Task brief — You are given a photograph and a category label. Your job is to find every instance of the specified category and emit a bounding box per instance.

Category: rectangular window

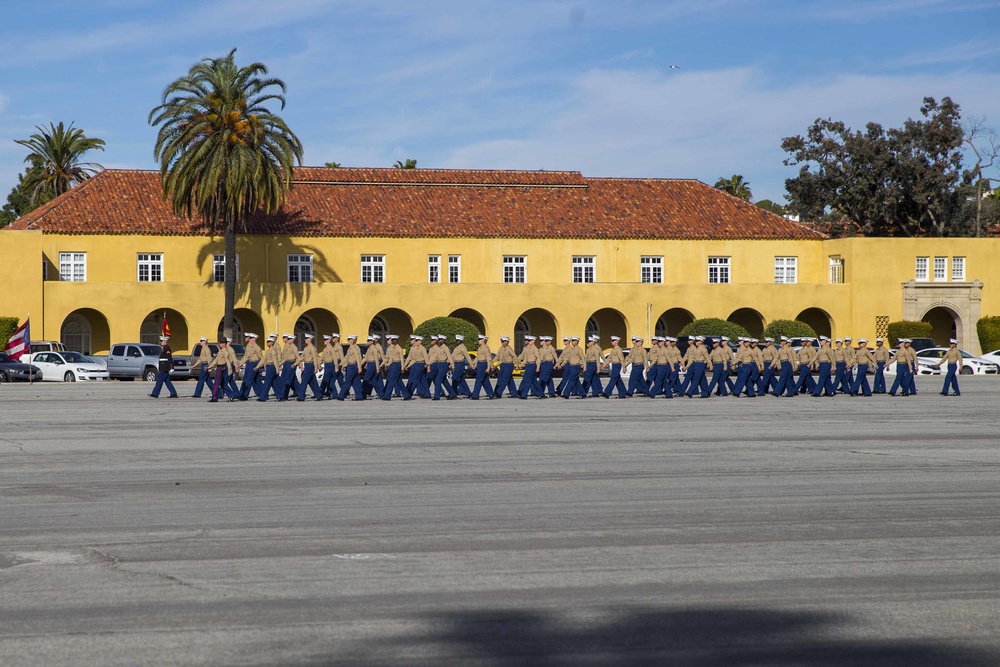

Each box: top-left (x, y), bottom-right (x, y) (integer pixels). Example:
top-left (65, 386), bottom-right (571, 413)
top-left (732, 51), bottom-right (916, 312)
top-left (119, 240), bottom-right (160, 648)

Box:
top-left (361, 254), bottom-right (385, 283)
top-left (952, 256), bottom-right (965, 281)
top-left (427, 255), bottom-right (440, 283)
top-left (212, 253), bottom-right (239, 283)
top-left (572, 256), bottom-right (595, 283)
top-left (707, 256), bottom-right (730, 284)
top-left (640, 256), bottom-right (663, 284)
top-left (503, 255), bottom-right (526, 283)
top-left (137, 253), bottom-right (163, 282)
top-left (915, 257), bottom-right (929, 282)
top-left (774, 256), bottom-right (797, 284)
top-left (933, 256), bottom-right (947, 281)
top-left (59, 252), bottom-right (86, 282)
top-left (829, 256), bottom-right (844, 284)
top-left (287, 254), bottom-right (313, 283)
top-left (42, 258), bottom-right (48, 281)
top-left (448, 255), bottom-right (461, 283)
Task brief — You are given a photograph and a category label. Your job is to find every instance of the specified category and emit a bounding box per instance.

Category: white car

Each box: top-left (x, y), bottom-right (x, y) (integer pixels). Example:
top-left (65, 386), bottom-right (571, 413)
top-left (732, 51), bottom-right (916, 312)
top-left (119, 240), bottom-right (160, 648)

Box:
top-left (914, 348), bottom-right (999, 375)
top-left (882, 349), bottom-right (941, 376)
top-left (979, 349), bottom-right (1000, 367)
top-left (28, 351), bottom-right (109, 382)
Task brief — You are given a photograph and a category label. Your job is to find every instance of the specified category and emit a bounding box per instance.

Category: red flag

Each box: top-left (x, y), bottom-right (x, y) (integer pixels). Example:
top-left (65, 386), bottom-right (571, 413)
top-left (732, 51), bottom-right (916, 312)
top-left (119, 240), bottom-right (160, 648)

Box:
top-left (4, 319), bottom-right (30, 361)
top-left (162, 312), bottom-right (171, 337)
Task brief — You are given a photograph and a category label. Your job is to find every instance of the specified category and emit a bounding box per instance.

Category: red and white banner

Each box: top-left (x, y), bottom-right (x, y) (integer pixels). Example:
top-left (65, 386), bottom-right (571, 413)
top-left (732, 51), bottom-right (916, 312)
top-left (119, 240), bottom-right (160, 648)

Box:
top-left (4, 319), bottom-right (29, 361)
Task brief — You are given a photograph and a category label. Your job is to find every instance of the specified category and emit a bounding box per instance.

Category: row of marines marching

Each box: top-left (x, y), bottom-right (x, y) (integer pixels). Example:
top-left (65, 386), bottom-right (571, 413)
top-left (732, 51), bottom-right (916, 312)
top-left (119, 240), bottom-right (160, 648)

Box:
top-left (152, 328), bottom-right (964, 402)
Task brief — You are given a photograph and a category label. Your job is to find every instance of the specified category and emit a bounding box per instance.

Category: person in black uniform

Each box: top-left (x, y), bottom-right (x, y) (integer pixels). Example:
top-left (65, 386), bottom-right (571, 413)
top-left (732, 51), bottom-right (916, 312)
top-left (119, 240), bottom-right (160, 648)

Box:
top-left (149, 335), bottom-right (178, 398)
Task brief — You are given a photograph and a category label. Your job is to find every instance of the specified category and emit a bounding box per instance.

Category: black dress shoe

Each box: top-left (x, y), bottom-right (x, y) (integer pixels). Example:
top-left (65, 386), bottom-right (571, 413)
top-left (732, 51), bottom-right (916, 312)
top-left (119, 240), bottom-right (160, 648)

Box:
top-left (148, 394), bottom-right (156, 398)
top-left (208, 399), bottom-right (218, 403)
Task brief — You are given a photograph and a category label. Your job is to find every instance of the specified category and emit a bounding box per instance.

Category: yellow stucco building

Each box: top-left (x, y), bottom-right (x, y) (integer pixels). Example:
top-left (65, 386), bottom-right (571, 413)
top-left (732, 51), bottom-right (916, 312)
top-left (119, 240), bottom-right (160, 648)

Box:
top-left (1, 167), bottom-right (995, 355)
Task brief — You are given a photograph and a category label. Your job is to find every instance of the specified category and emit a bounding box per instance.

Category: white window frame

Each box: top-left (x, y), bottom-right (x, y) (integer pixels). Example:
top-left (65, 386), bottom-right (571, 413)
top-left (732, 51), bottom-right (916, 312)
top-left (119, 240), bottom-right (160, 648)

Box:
top-left (707, 256), bottom-right (730, 284)
top-left (287, 254), bottom-right (314, 283)
top-left (933, 256), bottom-right (947, 281)
top-left (212, 253), bottom-right (240, 283)
top-left (915, 257), bottom-right (929, 282)
top-left (503, 255), bottom-right (526, 284)
top-left (774, 256), bottom-right (797, 284)
top-left (952, 256), bottom-right (965, 281)
top-left (572, 256), bottom-right (596, 284)
top-left (448, 255), bottom-right (461, 283)
top-left (829, 256), bottom-right (844, 284)
top-left (640, 256), bottom-right (663, 284)
top-left (361, 254), bottom-right (385, 283)
top-left (137, 253), bottom-right (164, 283)
top-left (428, 255), bottom-right (441, 284)
top-left (59, 252), bottom-right (87, 282)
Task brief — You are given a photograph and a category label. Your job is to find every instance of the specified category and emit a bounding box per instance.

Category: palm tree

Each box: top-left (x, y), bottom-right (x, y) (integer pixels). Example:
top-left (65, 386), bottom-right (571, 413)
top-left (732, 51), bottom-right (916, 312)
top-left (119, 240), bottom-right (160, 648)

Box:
top-left (148, 49), bottom-right (303, 340)
top-left (393, 158), bottom-right (417, 169)
top-left (324, 161), bottom-right (342, 168)
top-left (714, 174), bottom-right (752, 202)
top-left (15, 122), bottom-right (105, 204)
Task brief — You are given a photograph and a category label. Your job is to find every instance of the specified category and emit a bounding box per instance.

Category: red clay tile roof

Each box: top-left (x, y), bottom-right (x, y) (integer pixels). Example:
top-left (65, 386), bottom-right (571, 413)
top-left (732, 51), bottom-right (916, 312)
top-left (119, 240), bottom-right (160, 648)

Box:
top-left (6, 168), bottom-right (823, 240)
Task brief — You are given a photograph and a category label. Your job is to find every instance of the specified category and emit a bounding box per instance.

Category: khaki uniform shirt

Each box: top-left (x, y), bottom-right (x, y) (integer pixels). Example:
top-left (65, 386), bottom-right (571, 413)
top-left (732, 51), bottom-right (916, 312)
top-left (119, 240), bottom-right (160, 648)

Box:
top-left (476, 343), bottom-right (492, 366)
top-left (538, 345), bottom-right (558, 363)
top-left (776, 346), bottom-right (796, 364)
top-left (607, 347), bottom-right (626, 365)
top-left (193, 344), bottom-right (212, 366)
top-left (628, 345), bottom-right (647, 368)
top-left (320, 343), bottom-right (337, 364)
top-left (299, 342), bottom-right (319, 367)
top-left (816, 346), bottom-right (836, 364)
top-left (207, 346), bottom-right (234, 373)
top-left (710, 346), bottom-right (730, 365)
top-left (872, 346), bottom-right (891, 364)
top-left (687, 345), bottom-right (711, 364)
top-left (281, 342), bottom-right (299, 364)
top-left (363, 344), bottom-right (380, 367)
top-left (403, 343), bottom-right (427, 370)
top-left (344, 342), bottom-right (363, 367)
top-left (241, 341), bottom-right (263, 365)
top-left (518, 345), bottom-right (540, 366)
top-left (940, 347), bottom-right (963, 368)
top-left (797, 346), bottom-right (815, 366)
top-left (760, 345), bottom-right (779, 363)
top-left (561, 345), bottom-right (585, 366)
top-left (666, 346), bottom-right (682, 366)
top-left (855, 347), bottom-right (876, 367)
top-left (263, 345), bottom-right (279, 369)
top-left (585, 345), bottom-right (603, 363)
top-left (452, 343), bottom-right (474, 366)
top-left (385, 343), bottom-right (404, 365)
top-left (495, 345), bottom-right (517, 364)
top-left (750, 346), bottom-right (765, 370)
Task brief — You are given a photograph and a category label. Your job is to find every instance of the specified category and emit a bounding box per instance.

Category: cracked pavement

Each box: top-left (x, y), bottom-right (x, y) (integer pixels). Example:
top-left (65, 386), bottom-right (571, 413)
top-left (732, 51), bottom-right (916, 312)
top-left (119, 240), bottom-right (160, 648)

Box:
top-left (1, 379), bottom-right (999, 665)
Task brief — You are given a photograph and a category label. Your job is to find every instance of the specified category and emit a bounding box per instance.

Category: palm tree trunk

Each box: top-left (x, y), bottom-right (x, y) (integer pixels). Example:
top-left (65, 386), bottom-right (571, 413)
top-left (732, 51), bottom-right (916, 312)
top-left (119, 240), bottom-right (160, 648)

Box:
top-left (223, 220), bottom-right (237, 340)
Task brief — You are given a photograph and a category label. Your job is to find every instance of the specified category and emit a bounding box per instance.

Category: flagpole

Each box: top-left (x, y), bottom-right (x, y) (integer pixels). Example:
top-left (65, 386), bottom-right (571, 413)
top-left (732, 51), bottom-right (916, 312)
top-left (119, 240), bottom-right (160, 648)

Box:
top-left (27, 313), bottom-right (32, 386)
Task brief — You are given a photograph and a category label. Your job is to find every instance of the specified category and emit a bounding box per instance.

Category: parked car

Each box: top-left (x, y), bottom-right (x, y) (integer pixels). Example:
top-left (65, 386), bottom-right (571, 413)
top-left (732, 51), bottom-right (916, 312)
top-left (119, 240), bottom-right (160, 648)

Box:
top-left (27, 351), bottom-right (109, 382)
top-left (107, 343), bottom-right (170, 381)
top-left (907, 337), bottom-right (937, 352)
top-left (978, 348), bottom-right (1000, 367)
top-left (0, 353), bottom-right (43, 382)
top-left (29, 340), bottom-right (67, 355)
top-left (914, 348), bottom-right (999, 375)
top-left (187, 342), bottom-right (246, 380)
top-left (882, 349), bottom-right (941, 376)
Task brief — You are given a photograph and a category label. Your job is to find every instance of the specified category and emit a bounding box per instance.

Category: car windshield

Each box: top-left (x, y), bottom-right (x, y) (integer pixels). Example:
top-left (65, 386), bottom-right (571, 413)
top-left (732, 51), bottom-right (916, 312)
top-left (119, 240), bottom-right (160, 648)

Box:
top-left (139, 345), bottom-right (161, 356)
top-left (960, 351), bottom-right (976, 359)
top-left (61, 352), bottom-right (90, 363)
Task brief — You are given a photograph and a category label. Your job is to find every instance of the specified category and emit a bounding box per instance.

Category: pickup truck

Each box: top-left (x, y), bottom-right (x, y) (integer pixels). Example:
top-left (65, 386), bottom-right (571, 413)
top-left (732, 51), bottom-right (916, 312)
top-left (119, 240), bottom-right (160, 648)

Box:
top-left (106, 342), bottom-right (190, 381)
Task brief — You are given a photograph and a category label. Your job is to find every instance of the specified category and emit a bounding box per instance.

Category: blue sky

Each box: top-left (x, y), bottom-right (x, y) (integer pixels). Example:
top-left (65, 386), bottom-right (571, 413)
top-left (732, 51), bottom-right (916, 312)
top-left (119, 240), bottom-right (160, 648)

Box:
top-left (2, 0), bottom-right (999, 205)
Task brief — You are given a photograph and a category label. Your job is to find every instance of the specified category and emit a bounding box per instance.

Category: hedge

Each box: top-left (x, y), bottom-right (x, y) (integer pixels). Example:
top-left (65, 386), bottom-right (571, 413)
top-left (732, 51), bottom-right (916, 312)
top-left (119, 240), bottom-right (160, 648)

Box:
top-left (0, 316), bottom-right (19, 349)
top-left (678, 318), bottom-right (750, 340)
top-left (976, 316), bottom-right (1000, 353)
top-left (411, 316), bottom-right (481, 352)
top-left (762, 319), bottom-right (816, 340)
top-left (887, 320), bottom-right (932, 347)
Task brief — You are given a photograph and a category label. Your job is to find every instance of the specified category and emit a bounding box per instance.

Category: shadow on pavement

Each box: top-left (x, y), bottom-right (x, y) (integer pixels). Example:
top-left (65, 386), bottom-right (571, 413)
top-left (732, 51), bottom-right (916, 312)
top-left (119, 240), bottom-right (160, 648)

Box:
top-left (326, 607), bottom-right (995, 666)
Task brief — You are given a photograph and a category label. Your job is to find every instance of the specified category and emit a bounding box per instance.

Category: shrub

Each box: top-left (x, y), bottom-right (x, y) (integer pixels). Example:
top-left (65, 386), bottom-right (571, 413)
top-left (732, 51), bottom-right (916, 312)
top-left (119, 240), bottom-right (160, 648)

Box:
top-left (412, 316), bottom-right (481, 351)
top-left (976, 316), bottom-right (1000, 353)
top-left (763, 319), bottom-right (816, 340)
top-left (678, 318), bottom-right (750, 340)
top-left (887, 320), bottom-right (932, 347)
top-left (0, 316), bottom-right (19, 349)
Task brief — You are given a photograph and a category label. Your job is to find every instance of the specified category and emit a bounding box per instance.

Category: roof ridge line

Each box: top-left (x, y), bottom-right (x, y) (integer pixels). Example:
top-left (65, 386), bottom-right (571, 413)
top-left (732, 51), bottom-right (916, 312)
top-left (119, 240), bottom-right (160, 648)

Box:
top-left (291, 180), bottom-right (588, 189)
top-left (20, 169), bottom-right (106, 229)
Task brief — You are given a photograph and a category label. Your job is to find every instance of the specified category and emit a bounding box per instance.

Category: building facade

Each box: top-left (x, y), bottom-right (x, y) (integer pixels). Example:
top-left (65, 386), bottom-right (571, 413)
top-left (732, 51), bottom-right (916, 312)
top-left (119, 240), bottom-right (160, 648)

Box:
top-left (2, 168), bottom-right (994, 355)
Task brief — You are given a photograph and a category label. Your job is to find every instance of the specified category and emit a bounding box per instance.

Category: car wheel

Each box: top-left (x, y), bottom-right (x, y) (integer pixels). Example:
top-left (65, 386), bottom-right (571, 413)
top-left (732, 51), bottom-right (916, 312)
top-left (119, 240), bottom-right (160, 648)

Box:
top-left (0, 371), bottom-right (8, 383)
top-left (960, 366), bottom-right (974, 375)
top-left (144, 367), bottom-right (158, 382)
top-left (64, 370), bottom-right (76, 382)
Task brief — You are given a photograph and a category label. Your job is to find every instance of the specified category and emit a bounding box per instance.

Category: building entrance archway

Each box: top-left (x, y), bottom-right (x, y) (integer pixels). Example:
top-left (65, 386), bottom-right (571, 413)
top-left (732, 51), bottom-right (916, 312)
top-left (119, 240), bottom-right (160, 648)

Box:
top-left (728, 308), bottom-right (765, 338)
top-left (922, 306), bottom-right (961, 347)
top-left (61, 308), bottom-right (111, 355)
top-left (796, 308), bottom-right (833, 339)
top-left (655, 308), bottom-right (695, 338)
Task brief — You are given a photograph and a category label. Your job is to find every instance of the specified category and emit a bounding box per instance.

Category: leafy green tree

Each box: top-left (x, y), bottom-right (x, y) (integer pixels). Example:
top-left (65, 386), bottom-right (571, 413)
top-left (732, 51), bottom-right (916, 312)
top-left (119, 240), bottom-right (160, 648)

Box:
top-left (148, 49), bottom-right (303, 339)
top-left (976, 316), bottom-right (1000, 353)
top-left (678, 318), bottom-right (750, 339)
top-left (714, 174), bottom-right (752, 201)
top-left (887, 320), bottom-right (933, 347)
top-left (324, 161), bottom-right (342, 168)
top-left (782, 97), bottom-right (969, 237)
top-left (14, 122), bottom-right (104, 205)
top-left (763, 319), bottom-right (816, 339)
top-left (755, 199), bottom-right (786, 216)
top-left (393, 159), bottom-right (417, 169)
top-left (0, 316), bottom-right (19, 348)
top-left (412, 317), bottom-right (480, 352)
top-left (0, 162), bottom-right (54, 227)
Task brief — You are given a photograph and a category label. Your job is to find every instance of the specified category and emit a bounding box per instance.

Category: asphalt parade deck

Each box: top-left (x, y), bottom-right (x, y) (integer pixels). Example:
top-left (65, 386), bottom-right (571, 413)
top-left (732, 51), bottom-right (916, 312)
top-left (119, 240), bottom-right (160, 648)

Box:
top-left (1, 377), bottom-right (998, 665)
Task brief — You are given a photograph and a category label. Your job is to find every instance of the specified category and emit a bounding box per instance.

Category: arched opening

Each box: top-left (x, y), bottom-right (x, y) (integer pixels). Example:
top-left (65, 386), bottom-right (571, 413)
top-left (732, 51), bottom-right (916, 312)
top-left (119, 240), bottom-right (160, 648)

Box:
top-left (514, 308), bottom-right (557, 354)
top-left (587, 308), bottom-right (628, 348)
top-left (449, 308), bottom-right (487, 335)
top-left (370, 308), bottom-right (413, 342)
top-left (655, 308), bottom-right (695, 338)
top-left (140, 309), bottom-right (189, 351)
top-left (296, 308), bottom-right (340, 346)
top-left (728, 308), bottom-right (765, 338)
top-left (922, 306), bottom-right (962, 347)
top-left (217, 309), bottom-right (265, 344)
top-left (795, 308), bottom-right (833, 339)
top-left (61, 308), bottom-right (111, 355)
